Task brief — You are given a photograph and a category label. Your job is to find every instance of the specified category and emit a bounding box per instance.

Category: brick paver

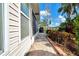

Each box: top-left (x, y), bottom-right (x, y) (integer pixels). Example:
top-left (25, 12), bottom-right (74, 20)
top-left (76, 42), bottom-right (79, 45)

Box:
top-left (26, 33), bottom-right (58, 56)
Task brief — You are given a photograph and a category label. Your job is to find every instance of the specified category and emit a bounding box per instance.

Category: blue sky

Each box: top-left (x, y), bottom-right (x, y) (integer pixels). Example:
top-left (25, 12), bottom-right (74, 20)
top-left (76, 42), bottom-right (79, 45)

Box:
top-left (39, 3), bottom-right (66, 27)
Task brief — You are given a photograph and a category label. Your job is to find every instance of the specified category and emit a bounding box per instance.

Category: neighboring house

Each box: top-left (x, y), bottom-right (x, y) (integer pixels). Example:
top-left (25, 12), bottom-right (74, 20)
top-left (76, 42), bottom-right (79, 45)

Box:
top-left (0, 3), bottom-right (39, 56)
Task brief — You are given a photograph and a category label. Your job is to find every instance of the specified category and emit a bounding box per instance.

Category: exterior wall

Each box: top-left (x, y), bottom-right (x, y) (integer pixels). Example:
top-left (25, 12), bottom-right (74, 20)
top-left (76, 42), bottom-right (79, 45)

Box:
top-left (29, 4), bottom-right (39, 45)
top-left (8, 3), bottom-right (20, 55)
top-left (1, 3), bottom-right (34, 56)
top-left (32, 11), bottom-right (38, 36)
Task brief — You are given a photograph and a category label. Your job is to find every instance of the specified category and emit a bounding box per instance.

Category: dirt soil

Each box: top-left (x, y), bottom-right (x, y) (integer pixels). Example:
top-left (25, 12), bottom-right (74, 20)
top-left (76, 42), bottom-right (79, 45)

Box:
top-left (54, 42), bottom-right (75, 56)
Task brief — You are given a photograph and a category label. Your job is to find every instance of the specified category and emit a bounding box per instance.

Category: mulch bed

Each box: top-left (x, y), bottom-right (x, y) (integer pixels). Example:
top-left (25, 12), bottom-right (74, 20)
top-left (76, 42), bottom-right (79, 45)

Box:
top-left (55, 42), bottom-right (75, 56)
top-left (47, 37), bottom-right (75, 56)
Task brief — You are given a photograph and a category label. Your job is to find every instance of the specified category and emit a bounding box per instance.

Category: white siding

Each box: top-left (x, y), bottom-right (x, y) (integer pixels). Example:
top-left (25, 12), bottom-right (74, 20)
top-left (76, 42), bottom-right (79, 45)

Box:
top-left (8, 3), bottom-right (20, 56)
top-left (1, 3), bottom-right (34, 56)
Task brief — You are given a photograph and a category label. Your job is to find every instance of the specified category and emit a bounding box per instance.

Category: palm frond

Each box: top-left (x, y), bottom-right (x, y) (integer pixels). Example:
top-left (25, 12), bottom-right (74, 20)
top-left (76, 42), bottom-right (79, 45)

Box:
top-left (58, 7), bottom-right (63, 13)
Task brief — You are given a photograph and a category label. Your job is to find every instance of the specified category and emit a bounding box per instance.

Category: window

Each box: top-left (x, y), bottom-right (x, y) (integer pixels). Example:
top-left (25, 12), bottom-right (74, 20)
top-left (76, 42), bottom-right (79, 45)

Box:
top-left (21, 14), bottom-right (29, 39)
top-left (0, 3), bottom-right (4, 54)
top-left (21, 3), bottom-right (29, 40)
top-left (21, 3), bottom-right (29, 16)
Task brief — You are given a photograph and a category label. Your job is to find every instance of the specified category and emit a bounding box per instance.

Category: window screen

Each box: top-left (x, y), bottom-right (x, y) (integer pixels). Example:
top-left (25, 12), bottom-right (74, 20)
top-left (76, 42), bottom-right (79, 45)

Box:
top-left (21, 13), bottom-right (29, 39)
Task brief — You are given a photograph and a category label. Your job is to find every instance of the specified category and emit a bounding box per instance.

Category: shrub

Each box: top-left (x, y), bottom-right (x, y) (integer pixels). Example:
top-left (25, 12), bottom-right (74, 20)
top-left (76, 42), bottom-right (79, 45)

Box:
top-left (47, 31), bottom-right (76, 47)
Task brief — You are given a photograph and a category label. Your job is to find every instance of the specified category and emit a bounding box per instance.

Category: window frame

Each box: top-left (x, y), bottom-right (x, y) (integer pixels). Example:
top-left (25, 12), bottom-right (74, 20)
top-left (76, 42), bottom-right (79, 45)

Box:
top-left (0, 3), bottom-right (4, 54)
top-left (0, 3), bottom-right (9, 55)
top-left (20, 3), bottom-right (30, 40)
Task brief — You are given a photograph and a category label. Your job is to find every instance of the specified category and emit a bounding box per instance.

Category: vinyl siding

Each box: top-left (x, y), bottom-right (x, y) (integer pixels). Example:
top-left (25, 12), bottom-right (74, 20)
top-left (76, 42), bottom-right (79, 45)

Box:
top-left (8, 3), bottom-right (20, 56)
top-left (1, 3), bottom-right (34, 56)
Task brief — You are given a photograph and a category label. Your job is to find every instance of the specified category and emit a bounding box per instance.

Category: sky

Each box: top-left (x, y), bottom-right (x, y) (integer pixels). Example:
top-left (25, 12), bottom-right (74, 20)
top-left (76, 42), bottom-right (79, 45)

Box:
top-left (39, 3), bottom-right (66, 27)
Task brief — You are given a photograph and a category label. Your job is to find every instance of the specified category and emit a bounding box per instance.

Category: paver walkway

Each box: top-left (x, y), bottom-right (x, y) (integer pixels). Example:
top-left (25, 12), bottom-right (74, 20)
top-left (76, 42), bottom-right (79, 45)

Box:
top-left (26, 33), bottom-right (58, 56)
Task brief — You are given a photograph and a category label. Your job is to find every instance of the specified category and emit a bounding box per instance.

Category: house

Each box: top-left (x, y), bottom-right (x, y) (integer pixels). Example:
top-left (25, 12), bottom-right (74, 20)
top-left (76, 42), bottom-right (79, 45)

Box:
top-left (0, 3), bottom-right (40, 56)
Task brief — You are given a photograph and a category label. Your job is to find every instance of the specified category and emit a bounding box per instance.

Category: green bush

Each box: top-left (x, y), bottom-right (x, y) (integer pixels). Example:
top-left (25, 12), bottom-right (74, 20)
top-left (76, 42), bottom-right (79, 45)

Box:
top-left (47, 30), bottom-right (76, 46)
top-left (73, 15), bottom-right (79, 48)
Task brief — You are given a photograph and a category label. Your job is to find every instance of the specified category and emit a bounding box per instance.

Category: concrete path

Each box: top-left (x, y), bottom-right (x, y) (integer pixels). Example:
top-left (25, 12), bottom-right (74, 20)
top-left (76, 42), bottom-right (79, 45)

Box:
top-left (26, 33), bottom-right (58, 56)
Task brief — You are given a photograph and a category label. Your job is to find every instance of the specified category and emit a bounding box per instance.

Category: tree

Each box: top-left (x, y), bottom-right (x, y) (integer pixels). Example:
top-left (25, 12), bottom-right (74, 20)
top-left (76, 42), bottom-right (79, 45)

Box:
top-left (71, 3), bottom-right (79, 15)
top-left (40, 20), bottom-right (46, 26)
top-left (73, 15), bottom-right (79, 40)
top-left (58, 3), bottom-right (78, 33)
top-left (58, 4), bottom-right (72, 19)
top-left (58, 22), bottom-right (66, 31)
top-left (58, 3), bottom-right (78, 19)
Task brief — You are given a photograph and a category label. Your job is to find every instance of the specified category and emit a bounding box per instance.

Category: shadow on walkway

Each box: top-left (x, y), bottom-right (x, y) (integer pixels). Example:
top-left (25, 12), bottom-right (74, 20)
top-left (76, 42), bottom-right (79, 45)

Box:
top-left (44, 43), bottom-right (52, 47)
top-left (25, 50), bottom-right (58, 56)
top-left (25, 33), bottom-right (58, 56)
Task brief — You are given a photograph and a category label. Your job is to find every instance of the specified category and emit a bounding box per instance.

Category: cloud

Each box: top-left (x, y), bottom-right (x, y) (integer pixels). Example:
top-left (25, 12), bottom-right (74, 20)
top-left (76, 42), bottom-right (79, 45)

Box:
top-left (55, 23), bottom-right (60, 26)
top-left (48, 22), bottom-right (60, 27)
top-left (59, 15), bottom-right (66, 22)
top-left (40, 10), bottom-right (51, 16)
top-left (40, 16), bottom-right (44, 20)
top-left (48, 24), bottom-right (53, 27)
